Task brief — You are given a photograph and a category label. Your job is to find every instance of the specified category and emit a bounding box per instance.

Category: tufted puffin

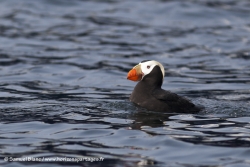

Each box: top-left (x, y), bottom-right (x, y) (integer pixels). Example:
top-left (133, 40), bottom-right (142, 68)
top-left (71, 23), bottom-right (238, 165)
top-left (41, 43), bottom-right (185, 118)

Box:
top-left (127, 60), bottom-right (200, 113)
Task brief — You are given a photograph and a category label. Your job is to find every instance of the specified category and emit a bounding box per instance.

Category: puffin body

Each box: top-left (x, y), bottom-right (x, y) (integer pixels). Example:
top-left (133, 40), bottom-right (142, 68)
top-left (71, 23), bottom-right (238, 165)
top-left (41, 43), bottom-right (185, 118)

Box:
top-left (127, 60), bottom-right (200, 113)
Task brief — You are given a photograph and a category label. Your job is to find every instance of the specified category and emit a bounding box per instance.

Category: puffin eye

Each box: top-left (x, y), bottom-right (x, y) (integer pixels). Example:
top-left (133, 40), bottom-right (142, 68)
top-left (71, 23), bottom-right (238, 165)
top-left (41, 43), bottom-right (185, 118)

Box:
top-left (147, 65), bottom-right (150, 69)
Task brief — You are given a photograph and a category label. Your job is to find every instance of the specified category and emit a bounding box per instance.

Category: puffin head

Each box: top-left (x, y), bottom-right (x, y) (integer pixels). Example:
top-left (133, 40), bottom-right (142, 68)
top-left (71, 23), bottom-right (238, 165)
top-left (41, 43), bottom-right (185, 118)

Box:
top-left (127, 60), bottom-right (165, 85)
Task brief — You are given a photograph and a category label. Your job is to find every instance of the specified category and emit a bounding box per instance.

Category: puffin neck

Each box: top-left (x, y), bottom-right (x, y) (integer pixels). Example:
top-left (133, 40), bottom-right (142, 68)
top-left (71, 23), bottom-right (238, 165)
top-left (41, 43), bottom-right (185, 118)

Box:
top-left (141, 66), bottom-right (163, 89)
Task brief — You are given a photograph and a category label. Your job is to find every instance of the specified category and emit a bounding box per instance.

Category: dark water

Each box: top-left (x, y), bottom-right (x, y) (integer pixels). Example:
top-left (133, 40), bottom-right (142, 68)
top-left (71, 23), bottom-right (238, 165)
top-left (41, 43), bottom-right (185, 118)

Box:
top-left (0, 0), bottom-right (250, 166)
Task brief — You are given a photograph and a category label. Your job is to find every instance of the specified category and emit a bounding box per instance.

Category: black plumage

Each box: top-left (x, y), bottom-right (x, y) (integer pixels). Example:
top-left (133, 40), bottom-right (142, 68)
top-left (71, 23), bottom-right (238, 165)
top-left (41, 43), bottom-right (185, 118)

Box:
top-left (130, 65), bottom-right (200, 113)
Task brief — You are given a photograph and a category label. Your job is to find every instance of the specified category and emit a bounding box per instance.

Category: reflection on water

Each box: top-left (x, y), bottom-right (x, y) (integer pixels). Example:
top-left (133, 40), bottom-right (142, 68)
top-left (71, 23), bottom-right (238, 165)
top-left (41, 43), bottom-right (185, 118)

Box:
top-left (0, 0), bottom-right (250, 166)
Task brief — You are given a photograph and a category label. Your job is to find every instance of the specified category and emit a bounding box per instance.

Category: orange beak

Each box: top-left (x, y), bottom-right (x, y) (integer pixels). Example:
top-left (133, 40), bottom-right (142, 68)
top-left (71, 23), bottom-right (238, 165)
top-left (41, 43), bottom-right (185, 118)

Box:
top-left (127, 64), bottom-right (142, 81)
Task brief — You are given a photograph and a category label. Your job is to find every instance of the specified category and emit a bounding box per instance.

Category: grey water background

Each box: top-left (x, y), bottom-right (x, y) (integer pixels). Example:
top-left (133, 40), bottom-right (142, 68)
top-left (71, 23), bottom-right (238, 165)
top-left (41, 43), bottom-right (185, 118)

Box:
top-left (0, 0), bottom-right (250, 166)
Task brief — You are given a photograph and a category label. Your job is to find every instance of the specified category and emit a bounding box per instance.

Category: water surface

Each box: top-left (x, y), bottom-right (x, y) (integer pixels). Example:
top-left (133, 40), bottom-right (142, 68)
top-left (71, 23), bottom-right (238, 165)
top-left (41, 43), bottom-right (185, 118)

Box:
top-left (0, 0), bottom-right (250, 167)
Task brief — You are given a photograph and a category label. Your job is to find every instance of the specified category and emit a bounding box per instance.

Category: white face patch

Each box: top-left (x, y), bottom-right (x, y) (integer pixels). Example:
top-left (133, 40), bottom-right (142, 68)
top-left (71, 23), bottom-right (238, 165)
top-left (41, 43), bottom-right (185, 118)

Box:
top-left (139, 60), bottom-right (165, 80)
